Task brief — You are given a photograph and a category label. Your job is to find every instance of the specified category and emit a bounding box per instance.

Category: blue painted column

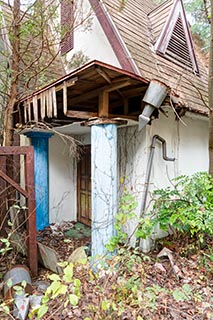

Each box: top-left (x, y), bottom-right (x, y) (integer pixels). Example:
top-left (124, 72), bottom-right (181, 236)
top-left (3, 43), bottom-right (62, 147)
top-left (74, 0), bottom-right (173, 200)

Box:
top-left (91, 124), bottom-right (118, 257)
top-left (25, 131), bottom-right (53, 230)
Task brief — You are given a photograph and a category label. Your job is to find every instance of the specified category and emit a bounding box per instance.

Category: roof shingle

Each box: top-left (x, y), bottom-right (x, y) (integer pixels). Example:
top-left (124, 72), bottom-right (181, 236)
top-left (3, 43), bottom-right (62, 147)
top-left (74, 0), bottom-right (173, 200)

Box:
top-left (103, 0), bottom-right (209, 114)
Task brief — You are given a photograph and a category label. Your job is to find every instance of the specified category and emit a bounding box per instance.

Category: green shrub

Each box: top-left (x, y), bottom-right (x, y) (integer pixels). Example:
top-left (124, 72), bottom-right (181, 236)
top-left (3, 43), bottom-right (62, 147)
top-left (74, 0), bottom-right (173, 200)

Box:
top-left (136, 172), bottom-right (213, 242)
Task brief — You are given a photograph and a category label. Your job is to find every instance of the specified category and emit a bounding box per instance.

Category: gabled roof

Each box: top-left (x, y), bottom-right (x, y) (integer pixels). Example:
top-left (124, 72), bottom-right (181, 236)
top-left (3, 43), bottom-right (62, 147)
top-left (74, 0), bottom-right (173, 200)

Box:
top-left (92, 0), bottom-right (208, 115)
top-left (148, 0), bottom-right (173, 44)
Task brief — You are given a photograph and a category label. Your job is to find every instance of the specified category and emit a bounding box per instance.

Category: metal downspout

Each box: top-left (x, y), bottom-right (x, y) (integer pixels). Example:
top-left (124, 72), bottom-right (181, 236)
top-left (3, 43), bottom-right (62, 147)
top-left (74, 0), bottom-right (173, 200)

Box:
top-left (135, 135), bottom-right (175, 247)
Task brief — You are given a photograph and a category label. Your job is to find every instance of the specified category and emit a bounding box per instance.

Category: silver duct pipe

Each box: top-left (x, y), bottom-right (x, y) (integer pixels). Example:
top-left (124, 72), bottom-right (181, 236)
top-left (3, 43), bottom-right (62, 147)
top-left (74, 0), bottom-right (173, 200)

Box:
top-left (135, 135), bottom-right (175, 247)
top-left (141, 134), bottom-right (175, 215)
top-left (139, 80), bottom-right (170, 130)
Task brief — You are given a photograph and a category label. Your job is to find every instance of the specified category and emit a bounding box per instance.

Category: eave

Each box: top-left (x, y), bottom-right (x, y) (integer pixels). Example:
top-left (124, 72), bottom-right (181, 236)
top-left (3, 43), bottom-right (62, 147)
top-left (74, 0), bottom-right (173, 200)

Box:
top-left (17, 60), bottom-right (149, 127)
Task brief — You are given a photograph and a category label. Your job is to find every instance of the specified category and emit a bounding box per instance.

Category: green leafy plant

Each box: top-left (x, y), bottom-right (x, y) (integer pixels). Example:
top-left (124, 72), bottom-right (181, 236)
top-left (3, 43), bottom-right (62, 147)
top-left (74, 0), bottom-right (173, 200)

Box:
top-left (106, 191), bottom-right (137, 252)
top-left (137, 172), bottom-right (213, 243)
top-left (31, 262), bottom-right (81, 319)
top-left (0, 222), bottom-right (12, 257)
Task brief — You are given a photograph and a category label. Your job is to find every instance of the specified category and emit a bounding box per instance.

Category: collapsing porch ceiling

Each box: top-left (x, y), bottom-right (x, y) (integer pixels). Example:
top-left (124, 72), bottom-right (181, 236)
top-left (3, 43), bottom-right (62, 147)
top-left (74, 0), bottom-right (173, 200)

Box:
top-left (16, 60), bottom-right (150, 128)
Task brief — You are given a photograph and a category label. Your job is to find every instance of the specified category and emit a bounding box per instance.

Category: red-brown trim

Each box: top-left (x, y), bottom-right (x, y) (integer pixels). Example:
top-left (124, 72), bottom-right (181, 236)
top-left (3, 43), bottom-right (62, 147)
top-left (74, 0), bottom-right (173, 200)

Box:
top-left (19, 60), bottom-right (148, 103)
top-left (88, 0), bottom-right (139, 74)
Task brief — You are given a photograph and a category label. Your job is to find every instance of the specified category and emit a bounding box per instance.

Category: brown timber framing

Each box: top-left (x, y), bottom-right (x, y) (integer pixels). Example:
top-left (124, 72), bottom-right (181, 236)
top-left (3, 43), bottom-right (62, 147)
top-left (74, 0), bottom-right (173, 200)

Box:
top-left (68, 79), bottom-right (133, 106)
top-left (0, 146), bottom-right (37, 277)
top-left (98, 91), bottom-right (109, 117)
top-left (18, 61), bottom-right (149, 125)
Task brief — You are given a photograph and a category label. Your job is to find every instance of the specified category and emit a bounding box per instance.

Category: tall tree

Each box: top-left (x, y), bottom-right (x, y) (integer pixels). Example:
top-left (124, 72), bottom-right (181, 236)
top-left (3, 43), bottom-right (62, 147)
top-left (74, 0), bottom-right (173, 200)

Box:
top-left (185, 0), bottom-right (210, 51)
top-left (209, 0), bottom-right (213, 174)
top-left (0, 0), bottom-right (92, 146)
top-left (3, 0), bottom-right (20, 146)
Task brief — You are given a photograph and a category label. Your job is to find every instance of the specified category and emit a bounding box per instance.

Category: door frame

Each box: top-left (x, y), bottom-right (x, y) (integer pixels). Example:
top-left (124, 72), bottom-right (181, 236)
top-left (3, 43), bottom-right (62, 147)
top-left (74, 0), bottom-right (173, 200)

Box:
top-left (77, 145), bottom-right (91, 226)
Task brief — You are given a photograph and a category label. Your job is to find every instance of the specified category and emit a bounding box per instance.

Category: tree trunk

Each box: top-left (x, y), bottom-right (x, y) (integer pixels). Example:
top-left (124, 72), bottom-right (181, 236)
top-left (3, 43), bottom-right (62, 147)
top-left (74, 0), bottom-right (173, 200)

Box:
top-left (3, 0), bottom-right (20, 146)
top-left (209, 0), bottom-right (213, 175)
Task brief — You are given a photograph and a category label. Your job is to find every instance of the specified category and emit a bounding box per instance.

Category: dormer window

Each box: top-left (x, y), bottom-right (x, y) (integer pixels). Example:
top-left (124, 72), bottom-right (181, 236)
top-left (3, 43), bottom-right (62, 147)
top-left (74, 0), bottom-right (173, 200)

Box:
top-left (152, 0), bottom-right (199, 74)
top-left (60, 0), bottom-right (74, 55)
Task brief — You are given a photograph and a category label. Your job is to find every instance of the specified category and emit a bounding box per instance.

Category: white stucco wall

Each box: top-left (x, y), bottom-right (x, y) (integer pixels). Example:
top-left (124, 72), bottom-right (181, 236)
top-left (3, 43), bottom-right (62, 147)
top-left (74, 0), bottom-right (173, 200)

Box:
top-left (49, 134), bottom-right (77, 223)
top-left (65, 0), bottom-right (121, 70)
top-left (118, 110), bottom-right (209, 206)
top-left (20, 109), bottom-right (209, 235)
top-left (117, 109), bottom-right (209, 248)
top-left (48, 132), bottom-right (91, 223)
top-left (117, 125), bottom-right (148, 245)
top-left (148, 109), bottom-right (209, 192)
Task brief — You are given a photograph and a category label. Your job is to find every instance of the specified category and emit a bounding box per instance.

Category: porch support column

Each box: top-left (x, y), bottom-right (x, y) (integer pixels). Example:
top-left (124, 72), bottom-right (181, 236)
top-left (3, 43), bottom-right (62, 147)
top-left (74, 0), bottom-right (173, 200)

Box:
top-left (91, 122), bottom-right (118, 257)
top-left (25, 131), bottom-right (53, 230)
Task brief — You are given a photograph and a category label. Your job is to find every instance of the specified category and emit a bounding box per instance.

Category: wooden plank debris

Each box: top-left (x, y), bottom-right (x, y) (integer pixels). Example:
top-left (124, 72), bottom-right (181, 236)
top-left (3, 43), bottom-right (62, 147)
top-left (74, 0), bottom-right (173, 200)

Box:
top-left (52, 87), bottom-right (57, 117)
top-left (47, 88), bottom-right (53, 118)
top-left (63, 81), bottom-right (67, 115)
top-left (24, 102), bottom-right (27, 122)
top-left (32, 96), bottom-right (38, 122)
top-left (27, 100), bottom-right (31, 122)
top-left (40, 92), bottom-right (46, 120)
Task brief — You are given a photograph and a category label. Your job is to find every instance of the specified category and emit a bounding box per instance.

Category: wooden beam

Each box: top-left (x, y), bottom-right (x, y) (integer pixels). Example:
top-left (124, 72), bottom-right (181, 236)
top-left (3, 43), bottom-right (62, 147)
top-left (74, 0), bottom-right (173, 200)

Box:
top-left (55, 76), bottom-right (78, 92)
top-left (98, 90), bottom-right (109, 117)
top-left (25, 147), bottom-right (37, 277)
top-left (66, 110), bottom-right (137, 121)
top-left (108, 114), bottom-right (138, 121)
top-left (66, 110), bottom-right (97, 119)
top-left (0, 169), bottom-right (28, 198)
top-left (70, 79), bottom-right (133, 105)
top-left (124, 98), bottom-right (129, 115)
top-left (105, 80), bottom-right (132, 92)
top-left (96, 66), bottom-right (111, 83)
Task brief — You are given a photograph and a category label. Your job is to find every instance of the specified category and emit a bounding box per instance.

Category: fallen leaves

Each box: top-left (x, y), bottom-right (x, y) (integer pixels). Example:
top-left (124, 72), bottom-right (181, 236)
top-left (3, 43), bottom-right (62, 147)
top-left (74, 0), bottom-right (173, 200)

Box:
top-left (1, 223), bottom-right (213, 319)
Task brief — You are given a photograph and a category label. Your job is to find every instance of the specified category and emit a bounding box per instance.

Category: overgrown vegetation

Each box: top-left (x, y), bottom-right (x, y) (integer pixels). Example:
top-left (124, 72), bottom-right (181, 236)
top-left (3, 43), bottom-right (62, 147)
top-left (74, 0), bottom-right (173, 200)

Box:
top-left (31, 244), bottom-right (213, 319)
top-left (137, 172), bottom-right (213, 244)
top-left (1, 172), bottom-right (213, 319)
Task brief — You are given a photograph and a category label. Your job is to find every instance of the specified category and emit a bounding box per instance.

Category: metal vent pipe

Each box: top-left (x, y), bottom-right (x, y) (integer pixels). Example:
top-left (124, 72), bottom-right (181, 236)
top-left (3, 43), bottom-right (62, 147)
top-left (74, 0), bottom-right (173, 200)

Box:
top-left (139, 80), bottom-right (170, 130)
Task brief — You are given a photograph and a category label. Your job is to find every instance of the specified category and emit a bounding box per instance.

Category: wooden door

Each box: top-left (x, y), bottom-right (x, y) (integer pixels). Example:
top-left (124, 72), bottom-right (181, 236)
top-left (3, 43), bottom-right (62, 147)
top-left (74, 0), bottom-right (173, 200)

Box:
top-left (77, 146), bottom-right (91, 226)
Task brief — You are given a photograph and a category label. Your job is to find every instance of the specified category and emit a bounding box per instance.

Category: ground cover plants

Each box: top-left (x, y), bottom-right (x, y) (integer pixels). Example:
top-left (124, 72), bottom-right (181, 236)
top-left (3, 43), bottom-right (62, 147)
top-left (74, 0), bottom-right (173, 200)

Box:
top-left (0, 172), bottom-right (213, 319)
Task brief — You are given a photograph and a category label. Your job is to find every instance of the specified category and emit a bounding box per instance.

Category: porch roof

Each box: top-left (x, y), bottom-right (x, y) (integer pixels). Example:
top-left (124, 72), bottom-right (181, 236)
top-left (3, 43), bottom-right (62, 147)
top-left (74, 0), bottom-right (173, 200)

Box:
top-left (17, 60), bottom-right (150, 127)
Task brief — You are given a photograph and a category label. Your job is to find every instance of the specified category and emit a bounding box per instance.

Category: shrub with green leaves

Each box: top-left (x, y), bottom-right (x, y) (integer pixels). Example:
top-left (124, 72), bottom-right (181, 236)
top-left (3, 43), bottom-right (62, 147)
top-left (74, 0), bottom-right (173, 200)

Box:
top-left (31, 262), bottom-right (82, 319)
top-left (136, 172), bottom-right (213, 242)
top-left (106, 191), bottom-right (137, 252)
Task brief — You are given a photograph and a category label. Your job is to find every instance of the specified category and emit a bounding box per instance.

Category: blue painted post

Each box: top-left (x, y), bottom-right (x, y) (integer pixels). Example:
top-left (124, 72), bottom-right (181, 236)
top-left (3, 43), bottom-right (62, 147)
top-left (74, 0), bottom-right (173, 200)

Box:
top-left (25, 131), bottom-right (53, 230)
top-left (91, 124), bottom-right (118, 257)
